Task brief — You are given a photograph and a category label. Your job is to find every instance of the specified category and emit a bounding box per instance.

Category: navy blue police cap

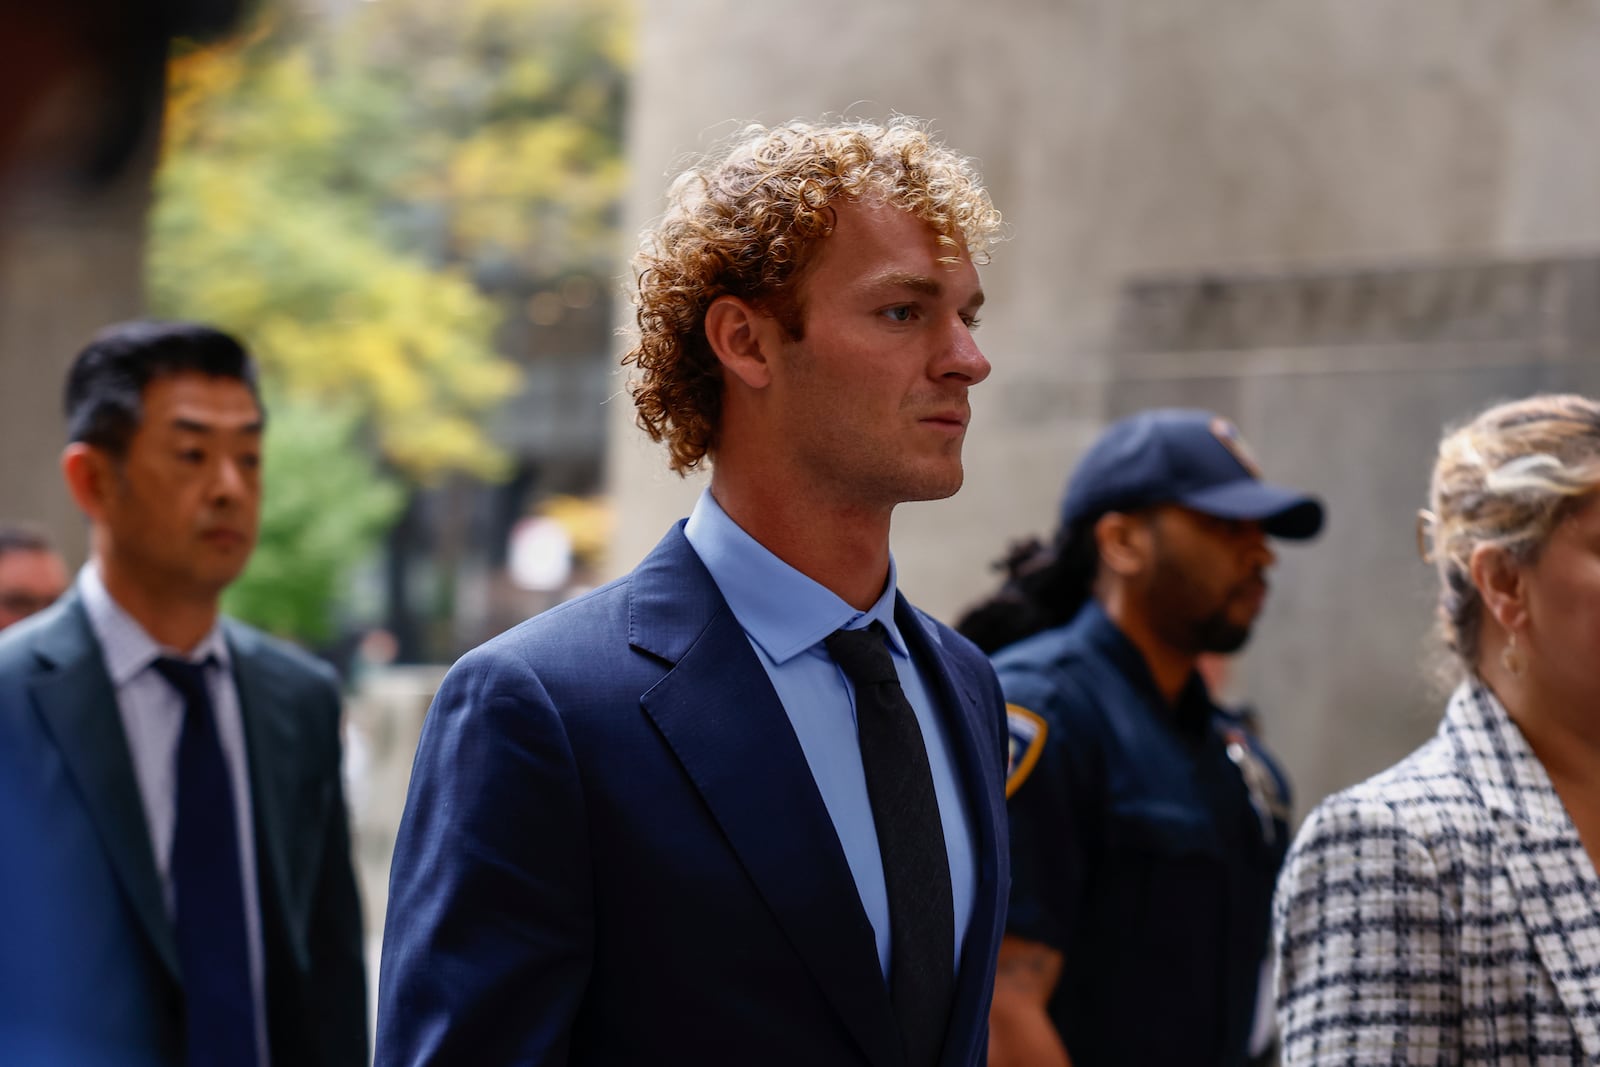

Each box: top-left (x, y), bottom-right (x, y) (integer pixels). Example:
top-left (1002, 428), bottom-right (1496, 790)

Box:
top-left (1060, 409), bottom-right (1324, 539)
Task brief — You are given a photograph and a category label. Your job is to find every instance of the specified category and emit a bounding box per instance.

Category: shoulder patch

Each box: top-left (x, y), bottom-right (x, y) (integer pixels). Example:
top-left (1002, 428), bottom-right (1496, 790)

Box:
top-left (1005, 704), bottom-right (1048, 798)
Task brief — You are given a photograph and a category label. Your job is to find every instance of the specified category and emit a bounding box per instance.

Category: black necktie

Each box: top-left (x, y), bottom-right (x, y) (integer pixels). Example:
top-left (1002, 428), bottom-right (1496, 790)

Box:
top-left (824, 623), bottom-right (955, 1067)
top-left (151, 656), bottom-right (259, 1067)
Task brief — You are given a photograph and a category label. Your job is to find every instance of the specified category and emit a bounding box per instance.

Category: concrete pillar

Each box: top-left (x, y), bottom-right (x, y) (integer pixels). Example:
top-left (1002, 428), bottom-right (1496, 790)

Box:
top-left (0, 164), bottom-right (151, 565)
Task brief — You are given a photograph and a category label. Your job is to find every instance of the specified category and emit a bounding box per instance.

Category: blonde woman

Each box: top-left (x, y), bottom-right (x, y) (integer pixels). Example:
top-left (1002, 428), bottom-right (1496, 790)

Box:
top-left (1274, 394), bottom-right (1600, 1065)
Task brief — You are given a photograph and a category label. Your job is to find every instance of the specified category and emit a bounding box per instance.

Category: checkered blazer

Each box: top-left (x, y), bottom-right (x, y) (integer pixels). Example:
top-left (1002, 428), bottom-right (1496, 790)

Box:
top-left (1274, 680), bottom-right (1600, 1065)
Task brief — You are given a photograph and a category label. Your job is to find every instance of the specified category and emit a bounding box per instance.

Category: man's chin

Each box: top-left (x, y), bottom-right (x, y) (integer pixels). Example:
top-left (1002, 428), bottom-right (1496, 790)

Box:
top-left (193, 559), bottom-right (253, 596)
top-left (898, 464), bottom-right (965, 504)
top-left (1197, 620), bottom-right (1253, 656)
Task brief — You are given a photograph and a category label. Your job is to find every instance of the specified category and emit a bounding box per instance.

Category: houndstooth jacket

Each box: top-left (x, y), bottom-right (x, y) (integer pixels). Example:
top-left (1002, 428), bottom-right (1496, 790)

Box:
top-left (1274, 680), bottom-right (1600, 1065)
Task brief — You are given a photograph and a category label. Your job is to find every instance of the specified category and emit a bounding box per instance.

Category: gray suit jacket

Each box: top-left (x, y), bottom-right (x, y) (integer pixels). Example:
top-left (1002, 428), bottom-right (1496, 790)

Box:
top-left (0, 591), bottom-right (367, 1067)
top-left (1275, 680), bottom-right (1600, 1065)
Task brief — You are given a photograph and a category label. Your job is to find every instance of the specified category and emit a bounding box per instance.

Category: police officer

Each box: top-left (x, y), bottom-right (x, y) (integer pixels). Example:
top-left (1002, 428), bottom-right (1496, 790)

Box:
top-left (959, 408), bottom-right (1323, 1067)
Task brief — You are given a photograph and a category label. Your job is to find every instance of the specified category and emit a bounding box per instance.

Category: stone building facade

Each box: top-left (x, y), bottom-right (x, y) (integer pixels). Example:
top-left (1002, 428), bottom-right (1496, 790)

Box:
top-left (607, 0), bottom-right (1600, 809)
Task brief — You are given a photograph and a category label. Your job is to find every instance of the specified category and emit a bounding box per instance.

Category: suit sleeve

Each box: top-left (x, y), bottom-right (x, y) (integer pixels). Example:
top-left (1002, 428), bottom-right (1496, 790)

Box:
top-left (1274, 798), bottom-right (1461, 1065)
top-left (305, 673), bottom-right (370, 1067)
top-left (374, 644), bottom-right (593, 1067)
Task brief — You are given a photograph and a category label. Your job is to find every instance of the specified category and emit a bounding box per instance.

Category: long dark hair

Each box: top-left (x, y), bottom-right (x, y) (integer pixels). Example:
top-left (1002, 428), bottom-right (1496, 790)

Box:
top-left (954, 519), bottom-right (1100, 654)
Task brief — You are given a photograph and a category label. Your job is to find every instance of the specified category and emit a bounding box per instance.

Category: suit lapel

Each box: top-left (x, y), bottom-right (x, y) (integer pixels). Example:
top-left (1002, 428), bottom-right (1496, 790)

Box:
top-left (1497, 815), bottom-right (1600, 1058)
top-left (228, 624), bottom-right (313, 971)
top-left (896, 599), bottom-right (1006, 1067)
top-left (26, 595), bottom-right (180, 981)
top-left (633, 526), bottom-right (903, 1067)
top-left (1449, 682), bottom-right (1600, 1059)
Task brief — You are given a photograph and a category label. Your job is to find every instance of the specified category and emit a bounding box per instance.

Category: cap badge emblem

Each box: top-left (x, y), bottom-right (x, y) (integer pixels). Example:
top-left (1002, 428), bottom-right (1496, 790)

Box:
top-left (1210, 417), bottom-right (1263, 478)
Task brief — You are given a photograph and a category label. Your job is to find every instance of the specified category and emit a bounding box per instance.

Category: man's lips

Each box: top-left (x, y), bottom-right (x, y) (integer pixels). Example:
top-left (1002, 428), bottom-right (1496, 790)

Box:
top-left (200, 528), bottom-right (248, 547)
top-left (1233, 578), bottom-right (1269, 607)
top-left (920, 410), bottom-right (969, 430)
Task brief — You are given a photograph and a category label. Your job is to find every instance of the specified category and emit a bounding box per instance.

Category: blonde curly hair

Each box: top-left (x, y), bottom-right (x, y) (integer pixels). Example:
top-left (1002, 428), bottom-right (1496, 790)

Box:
top-left (1425, 393), bottom-right (1600, 672)
top-left (623, 117), bottom-right (1003, 474)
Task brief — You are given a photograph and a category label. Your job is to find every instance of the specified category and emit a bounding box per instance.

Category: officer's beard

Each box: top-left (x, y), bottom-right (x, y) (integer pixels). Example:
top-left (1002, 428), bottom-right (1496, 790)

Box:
top-left (1145, 559), bottom-right (1261, 657)
top-left (1188, 607), bottom-right (1253, 655)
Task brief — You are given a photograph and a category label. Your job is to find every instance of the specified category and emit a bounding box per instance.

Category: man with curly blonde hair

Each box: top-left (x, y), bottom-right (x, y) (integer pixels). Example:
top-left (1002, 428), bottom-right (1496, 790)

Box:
top-left (377, 118), bottom-right (1012, 1067)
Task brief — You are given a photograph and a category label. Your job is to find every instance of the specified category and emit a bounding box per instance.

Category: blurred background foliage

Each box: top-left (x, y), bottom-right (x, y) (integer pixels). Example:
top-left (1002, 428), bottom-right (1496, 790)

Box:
top-left (148, 0), bottom-right (631, 642)
top-left (223, 399), bottom-right (404, 641)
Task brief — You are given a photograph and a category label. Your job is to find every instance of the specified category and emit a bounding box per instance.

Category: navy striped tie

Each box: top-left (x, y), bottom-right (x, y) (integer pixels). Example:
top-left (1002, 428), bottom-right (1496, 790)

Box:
top-left (151, 656), bottom-right (258, 1067)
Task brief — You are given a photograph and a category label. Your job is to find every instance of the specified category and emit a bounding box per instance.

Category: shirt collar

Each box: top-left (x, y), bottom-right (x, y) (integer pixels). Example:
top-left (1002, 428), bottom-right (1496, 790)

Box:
top-left (78, 562), bottom-right (232, 688)
top-left (683, 488), bottom-right (907, 664)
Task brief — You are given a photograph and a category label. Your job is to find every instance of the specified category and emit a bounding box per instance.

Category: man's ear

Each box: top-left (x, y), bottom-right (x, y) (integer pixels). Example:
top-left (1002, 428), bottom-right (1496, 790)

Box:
top-left (61, 443), bottom-right (113, 523)
top-left (1094, 511), bottom-right (1152, 579)
top-left (704, 295), bottom-right (778, 390)
top-left (1469, 542), bottom-right (1528, 632)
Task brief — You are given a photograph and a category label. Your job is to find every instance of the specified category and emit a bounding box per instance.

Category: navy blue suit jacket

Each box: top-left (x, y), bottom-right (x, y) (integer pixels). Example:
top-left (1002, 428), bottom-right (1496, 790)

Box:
top-left (0, 592), bottom-right (368, 1067)
top-left (375, 523), bottom-right (1010, 1066)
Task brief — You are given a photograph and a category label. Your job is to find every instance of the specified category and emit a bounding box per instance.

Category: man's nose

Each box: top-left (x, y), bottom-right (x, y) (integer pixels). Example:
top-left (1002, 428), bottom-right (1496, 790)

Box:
top-left (939, 319), bottom-right (990, 386)
top-left (211, 458), bottom-right (248, 501)
top-left (1252, 532), bottom-right (1277, 570)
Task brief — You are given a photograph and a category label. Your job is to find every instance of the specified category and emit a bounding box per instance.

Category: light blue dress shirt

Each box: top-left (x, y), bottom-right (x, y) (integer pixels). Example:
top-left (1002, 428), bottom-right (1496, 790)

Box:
top-left (683, 489), bottom-right (977, 976)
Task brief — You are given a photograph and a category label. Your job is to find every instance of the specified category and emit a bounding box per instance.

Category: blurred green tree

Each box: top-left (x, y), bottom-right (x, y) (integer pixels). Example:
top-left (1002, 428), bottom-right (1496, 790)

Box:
top-left (149, 0), bottom-right (630, 643)
top-left (224, 399), bottom-right (404, 643)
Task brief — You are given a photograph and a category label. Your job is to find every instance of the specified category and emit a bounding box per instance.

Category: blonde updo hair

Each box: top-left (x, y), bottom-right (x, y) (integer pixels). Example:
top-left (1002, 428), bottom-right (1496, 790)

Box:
top-left (623, 117), bottom-right (1004, 474)
top-left (1426, 394), bottom-right (1600, 671)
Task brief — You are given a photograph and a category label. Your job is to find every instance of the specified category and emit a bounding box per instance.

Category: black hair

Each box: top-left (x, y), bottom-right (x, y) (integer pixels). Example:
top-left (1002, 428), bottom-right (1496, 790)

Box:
top-left (0, 523), bottom-right (55, 560)
top-left (64, 320), bottom-right (261, 456)
top-left (953, 518), bottom-right (1102, 654)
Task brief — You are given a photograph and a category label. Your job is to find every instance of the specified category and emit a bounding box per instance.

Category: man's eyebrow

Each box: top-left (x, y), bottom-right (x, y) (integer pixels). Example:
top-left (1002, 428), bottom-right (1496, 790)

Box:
top-left (171, 417), bottom-right (264, 435)
top-left (866, 271), bottom-right (986, 307)
top-left (871, 272), bottom-right (944, 297)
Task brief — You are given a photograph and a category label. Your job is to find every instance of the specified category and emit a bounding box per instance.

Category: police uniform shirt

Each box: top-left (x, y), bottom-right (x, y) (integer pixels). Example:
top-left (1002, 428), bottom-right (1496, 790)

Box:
top-left (996, 601), bottom-right (1290, 1067)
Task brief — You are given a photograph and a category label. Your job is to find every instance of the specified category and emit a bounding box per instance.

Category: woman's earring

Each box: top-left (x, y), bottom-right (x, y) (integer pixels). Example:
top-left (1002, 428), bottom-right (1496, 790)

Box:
top-left (1501, 632), bottom-right (1526, 678)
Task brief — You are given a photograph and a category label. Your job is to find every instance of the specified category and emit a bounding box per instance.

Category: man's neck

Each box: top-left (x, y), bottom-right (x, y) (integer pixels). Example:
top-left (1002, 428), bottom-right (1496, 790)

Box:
top-left (708, 474), bottom-right (893, 612)
top-left (95, 556), bottom-right (221, 655)
top-left (1097, 591), bottom-right (1195, 706)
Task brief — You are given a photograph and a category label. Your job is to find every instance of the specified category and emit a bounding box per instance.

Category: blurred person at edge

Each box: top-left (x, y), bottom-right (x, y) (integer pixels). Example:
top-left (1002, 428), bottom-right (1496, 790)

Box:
top-left (0, 1), bottom-right (247, 196)
top-left (0, 321), bottom-right (366, 1067)
top-left (0, 523), bottom-right (69, 629)
top-left (1276, 394), bottom-right (1600, 1065)
top-left (955, 408), bottom-right (1324, 1067)
top-left (376, 118), bottom-right (1011, 1067)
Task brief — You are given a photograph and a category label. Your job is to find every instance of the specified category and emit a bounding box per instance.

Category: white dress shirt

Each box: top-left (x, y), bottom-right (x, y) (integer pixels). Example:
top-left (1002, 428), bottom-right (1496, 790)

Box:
top-left (79, 564), bottom-right (270, 1067)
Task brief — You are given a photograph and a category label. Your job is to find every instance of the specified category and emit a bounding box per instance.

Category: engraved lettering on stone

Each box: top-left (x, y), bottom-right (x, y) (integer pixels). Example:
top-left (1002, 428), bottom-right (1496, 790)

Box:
top-left (1114, 258), bottom-right (1583, 354)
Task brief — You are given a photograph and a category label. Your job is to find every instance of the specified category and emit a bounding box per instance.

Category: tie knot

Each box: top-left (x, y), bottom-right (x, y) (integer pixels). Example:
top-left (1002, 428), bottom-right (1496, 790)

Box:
top-left (824, 623), bottom-right (899, 687)
top-left (151, 655), bottom-right (213, 706)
